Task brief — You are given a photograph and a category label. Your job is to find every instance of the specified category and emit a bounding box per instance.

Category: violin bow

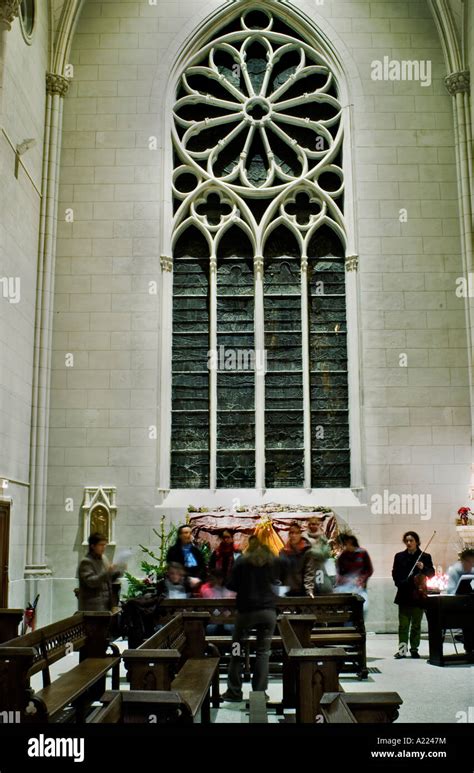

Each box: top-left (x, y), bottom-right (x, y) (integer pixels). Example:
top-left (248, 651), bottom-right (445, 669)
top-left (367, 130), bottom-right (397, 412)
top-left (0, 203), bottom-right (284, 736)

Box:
top-left (407, 530), bottom-right (437, 578)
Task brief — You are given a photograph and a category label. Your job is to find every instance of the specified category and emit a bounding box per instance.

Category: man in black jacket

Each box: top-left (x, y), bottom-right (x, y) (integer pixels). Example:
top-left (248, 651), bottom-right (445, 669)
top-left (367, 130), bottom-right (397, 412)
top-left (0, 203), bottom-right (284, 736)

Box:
top-left (166, 525), bottom-right (206, 581)
top-left (392, 530), bottom-right (435, 659)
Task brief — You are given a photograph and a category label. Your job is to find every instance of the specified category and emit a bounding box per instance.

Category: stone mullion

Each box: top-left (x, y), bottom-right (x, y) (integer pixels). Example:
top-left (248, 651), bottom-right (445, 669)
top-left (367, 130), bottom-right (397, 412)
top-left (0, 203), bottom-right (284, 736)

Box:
top-left (345, 255), bottom-right (363, 491)
top-left (209, 257), bottom-right (217, 491)
top-left (254, 256), bottom-right (265, 491)
top-left (301, 256), bottom-right (312, 491)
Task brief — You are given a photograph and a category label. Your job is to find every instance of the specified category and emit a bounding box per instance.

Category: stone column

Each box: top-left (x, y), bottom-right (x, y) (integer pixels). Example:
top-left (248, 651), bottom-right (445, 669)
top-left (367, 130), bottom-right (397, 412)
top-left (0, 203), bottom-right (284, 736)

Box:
top-left (444, 70), bottom-right (474, 440)
top-left (25, 71), bottom-right (70, 624)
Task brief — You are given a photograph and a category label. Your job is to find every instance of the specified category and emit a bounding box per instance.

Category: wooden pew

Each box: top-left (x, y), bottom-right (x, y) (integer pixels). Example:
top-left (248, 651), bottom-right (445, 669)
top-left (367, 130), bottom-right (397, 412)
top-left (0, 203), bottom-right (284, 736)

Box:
top-left (0, 609), bottom-right (23, 643)
top-left (279, 615), bottom-right (347, 722)
top-left (0, 612), bottom-right (120, 722)
top-left (321, 692), bottom-right (402, 724)
top-left (91, 689), bottom-right (206, 724)
top-left (278, 616), bottom-right (402, 724)
top-left (158, 595), bottom-right (367, 679)
top-left (281, 611), bottom-right (367, 679)
top-left (122, 612), bottom-right (219, 723)
top-left (320, 693), bottom-right (357, 723)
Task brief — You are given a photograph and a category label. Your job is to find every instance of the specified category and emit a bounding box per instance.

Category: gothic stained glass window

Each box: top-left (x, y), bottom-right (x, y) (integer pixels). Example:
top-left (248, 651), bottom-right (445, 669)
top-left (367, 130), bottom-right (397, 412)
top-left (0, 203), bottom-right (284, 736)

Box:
top-left (170, 6), bottom-right (348, 489)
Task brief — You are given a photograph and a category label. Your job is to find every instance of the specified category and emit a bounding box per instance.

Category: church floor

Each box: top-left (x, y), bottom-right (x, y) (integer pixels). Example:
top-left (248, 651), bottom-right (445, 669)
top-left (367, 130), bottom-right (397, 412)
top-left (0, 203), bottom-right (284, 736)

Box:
top-left (30, 634), bottom-right (473, 724)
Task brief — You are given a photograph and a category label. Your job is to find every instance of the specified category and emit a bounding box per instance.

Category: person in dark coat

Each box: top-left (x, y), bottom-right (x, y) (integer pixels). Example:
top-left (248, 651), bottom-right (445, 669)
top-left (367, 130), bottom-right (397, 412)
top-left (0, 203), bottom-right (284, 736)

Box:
top-left (222, 536), bottom-right (281, 702)
top-left (77, 532), bottom-right (121, 612)
top-left (209, 529), bottom-right (241, 584)
top-left (392, 530), bottom-right (435, 659)
top-left (279, 521), bottom-right (311, 595)
top-left (166, 524), bottom-right (206, 581)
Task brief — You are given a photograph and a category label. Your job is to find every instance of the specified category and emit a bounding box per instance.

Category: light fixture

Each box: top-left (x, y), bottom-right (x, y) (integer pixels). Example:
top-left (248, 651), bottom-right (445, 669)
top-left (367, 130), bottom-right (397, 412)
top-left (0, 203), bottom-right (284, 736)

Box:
top-left (15, 137), bottom-right (36, 178)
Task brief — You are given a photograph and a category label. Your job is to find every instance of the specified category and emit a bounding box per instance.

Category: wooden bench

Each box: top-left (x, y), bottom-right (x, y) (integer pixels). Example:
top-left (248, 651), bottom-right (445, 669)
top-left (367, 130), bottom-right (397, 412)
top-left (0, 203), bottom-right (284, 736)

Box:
top-left (320, 692), bottom-right (403, 724)
top-left (158, 595), bottom-right (367, 678)
top-left (91, 689), bottom-right (212, 724)
top-left (0, 609), bottom-right (23, 643)
top-left (279, 616), bottom-right (402, 723)
top-left (122, 612), bottom-right (219, 723)
top-left (0, 612), bottom-right (120, 722)
top-left (320, 692), bottom-right (357, 722)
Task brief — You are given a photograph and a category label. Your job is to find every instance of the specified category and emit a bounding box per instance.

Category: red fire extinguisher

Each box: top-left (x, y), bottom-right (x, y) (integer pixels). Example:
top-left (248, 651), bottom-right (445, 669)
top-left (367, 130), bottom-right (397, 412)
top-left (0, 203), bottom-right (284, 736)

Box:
top-left (22, 594), bottom-right (40, 634)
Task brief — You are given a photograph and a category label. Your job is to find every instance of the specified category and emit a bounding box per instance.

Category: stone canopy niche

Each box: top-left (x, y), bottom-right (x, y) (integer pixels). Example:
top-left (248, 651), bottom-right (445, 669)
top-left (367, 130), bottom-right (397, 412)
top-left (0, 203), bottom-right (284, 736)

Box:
top-left (82, 487), bottom-right (117, 546)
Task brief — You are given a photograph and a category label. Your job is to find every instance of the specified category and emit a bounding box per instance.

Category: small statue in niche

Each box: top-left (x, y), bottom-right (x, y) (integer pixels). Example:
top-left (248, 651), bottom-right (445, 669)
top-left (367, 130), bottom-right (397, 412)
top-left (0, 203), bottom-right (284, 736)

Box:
top-left (91, 505), bottom-right (110, 540)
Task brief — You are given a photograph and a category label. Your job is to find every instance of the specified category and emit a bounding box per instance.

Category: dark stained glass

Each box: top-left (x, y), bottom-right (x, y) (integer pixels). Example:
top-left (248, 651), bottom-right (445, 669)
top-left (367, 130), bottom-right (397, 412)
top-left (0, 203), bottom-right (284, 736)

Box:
top-left (216, 248), bottom-right (255, 487)
top-left (308, 229), bottom-right (350, 487)
top-left (171, 250), bottom-right (210, 488)
top-left (264, 234), bottom-right (304, 488)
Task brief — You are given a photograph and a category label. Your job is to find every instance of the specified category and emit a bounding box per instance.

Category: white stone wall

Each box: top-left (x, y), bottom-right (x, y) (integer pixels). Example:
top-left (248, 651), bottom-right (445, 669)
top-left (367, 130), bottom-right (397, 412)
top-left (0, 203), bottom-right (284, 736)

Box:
top-left (0, 4), bottom-right (49, 608)
top-left (47, 0), bottom-right (472, 629)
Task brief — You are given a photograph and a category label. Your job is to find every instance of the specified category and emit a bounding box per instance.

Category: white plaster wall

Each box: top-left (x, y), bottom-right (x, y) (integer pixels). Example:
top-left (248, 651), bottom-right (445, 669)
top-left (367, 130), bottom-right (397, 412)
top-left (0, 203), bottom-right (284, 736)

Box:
top-left (47, 0), bottom-right (472, 629)
top-left (0, 5), bottom-right (49, 608)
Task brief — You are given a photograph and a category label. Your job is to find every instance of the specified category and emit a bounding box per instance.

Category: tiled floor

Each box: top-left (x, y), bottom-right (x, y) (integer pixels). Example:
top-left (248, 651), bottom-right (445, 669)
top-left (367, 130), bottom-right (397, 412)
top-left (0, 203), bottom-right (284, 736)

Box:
top-left (30, 633), bottom-right (473, 724)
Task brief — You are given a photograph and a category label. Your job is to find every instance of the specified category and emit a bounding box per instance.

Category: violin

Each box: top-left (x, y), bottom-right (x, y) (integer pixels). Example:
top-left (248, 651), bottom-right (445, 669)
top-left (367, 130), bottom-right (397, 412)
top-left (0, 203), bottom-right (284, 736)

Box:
top-left (407, 531), bottom-right (436, 603)
top-left (412, 571), bottom-right (428, 602)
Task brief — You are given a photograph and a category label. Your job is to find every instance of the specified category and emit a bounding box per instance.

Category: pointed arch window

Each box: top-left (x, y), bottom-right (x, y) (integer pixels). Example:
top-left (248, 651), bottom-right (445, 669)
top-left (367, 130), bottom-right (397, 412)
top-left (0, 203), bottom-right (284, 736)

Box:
top-left (170, 6), bottom-right (348, 489)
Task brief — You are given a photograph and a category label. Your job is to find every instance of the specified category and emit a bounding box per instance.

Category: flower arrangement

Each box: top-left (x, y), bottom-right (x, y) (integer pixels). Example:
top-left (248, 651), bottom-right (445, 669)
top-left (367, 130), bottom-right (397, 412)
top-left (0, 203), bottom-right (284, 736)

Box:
top-left (456, 507), bottom-right (472, 526)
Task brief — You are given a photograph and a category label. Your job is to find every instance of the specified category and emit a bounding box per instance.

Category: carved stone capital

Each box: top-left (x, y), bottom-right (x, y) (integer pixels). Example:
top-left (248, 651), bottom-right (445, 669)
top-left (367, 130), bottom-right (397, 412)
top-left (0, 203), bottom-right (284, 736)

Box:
top-left (160, 255), bottom-right (173, 273)
top-left (345, 254), bottom-right (359, 272)
top-left (210, 257), bottom-right (217, 274)
top-left (254, 256), bottom-right (264, 275)
top-left (444, 70), bottom-right (470, 96)
top-left (0, 0), bottom-right (21, 31)
top-left (301, 256), bottom-right (308, 272)
top-left (46, 72), bottom-right (71, 97)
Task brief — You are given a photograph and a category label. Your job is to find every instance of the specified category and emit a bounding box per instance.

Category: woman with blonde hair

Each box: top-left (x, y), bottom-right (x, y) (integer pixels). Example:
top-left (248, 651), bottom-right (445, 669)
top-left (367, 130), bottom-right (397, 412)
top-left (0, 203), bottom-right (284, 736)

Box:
top-left (222, 536), bottom-right (281, 703)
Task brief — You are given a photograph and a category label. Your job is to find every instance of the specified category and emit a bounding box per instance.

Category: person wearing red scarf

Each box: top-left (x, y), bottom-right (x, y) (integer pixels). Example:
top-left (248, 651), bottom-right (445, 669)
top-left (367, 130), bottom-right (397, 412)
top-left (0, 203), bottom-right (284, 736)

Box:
top-left (209, 529), bottom-right (240, 584)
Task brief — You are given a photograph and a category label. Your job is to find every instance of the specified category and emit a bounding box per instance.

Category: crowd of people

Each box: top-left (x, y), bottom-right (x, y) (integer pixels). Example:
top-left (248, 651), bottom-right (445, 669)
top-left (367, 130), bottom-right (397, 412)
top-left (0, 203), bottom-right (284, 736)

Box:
top-left (76, 524), bottom-right (472, 700)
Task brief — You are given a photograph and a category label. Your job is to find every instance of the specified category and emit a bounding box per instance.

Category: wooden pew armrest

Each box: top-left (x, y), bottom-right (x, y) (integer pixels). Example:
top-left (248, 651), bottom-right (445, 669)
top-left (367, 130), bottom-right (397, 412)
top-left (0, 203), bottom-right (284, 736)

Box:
top-left (122, 648), bottom-right (181, 662)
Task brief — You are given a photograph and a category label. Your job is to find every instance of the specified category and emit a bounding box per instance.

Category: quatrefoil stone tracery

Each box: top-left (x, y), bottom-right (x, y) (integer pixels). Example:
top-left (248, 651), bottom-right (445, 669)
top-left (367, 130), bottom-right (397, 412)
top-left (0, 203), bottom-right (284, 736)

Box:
top-left (172, 9), bottom-right (345, 257)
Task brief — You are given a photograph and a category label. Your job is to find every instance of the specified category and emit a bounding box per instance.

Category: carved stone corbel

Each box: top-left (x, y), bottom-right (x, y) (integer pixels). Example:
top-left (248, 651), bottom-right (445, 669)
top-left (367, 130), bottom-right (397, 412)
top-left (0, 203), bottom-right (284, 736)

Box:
top-left (46, 72), bottom-right (71, 97)
top-left (160, 255), bottom-right (173, 273)
top-left (444, 70), bottom-right (470, 96)
top-left (345, 254), bottom-right (359, 272)
top-left (0, 0), bottom-right (21, 31)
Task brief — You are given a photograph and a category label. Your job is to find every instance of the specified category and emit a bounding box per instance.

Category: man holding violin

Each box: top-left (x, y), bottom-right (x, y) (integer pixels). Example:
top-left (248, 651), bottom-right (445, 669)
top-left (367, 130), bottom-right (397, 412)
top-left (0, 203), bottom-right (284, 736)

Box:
top-left (392, 530), bottom-right (435, 659)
